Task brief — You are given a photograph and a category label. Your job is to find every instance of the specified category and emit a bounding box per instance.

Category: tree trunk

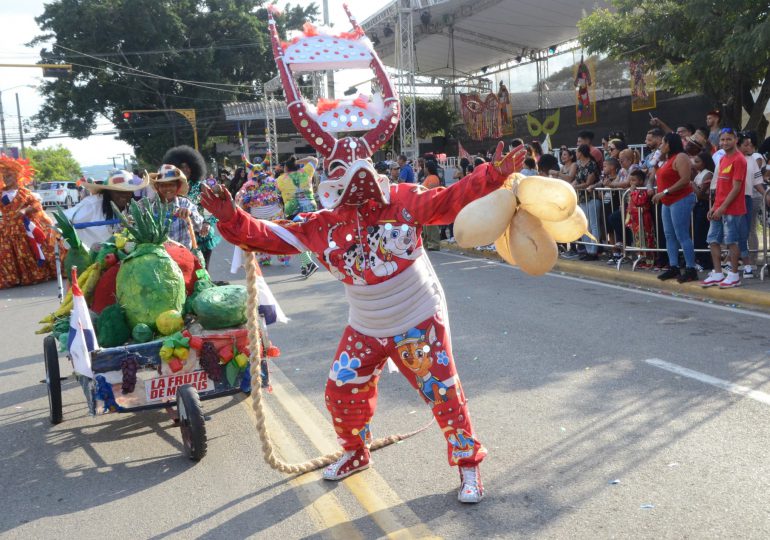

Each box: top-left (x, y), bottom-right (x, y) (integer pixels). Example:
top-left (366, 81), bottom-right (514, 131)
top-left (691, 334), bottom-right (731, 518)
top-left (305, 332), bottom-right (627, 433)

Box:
top-left (744, 66), bottom-right (770, 140)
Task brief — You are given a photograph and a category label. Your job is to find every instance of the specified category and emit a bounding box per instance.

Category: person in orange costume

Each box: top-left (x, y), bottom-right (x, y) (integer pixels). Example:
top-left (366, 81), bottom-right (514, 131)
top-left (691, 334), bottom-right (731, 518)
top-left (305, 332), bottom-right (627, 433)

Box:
top-left (0, 155), bottom-right (57, 289)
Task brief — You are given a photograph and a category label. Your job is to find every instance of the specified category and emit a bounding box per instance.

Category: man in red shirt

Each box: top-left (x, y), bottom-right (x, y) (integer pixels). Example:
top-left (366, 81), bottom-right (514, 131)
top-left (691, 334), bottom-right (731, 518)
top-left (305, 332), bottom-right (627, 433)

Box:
top-left (577, 130), bottom-right (604, 170)
top-left (701, 128), bottom-right (747, 288)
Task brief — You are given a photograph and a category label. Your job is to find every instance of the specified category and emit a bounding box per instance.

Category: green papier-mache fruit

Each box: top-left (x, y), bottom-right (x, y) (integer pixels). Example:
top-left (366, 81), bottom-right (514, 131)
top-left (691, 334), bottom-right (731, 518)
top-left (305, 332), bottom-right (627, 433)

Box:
top-left (192, 285), bottom-right (248, 329)
top-left (97, 304), bottom-right (131, 347)
top-left (117, 244), bottom-right (186, 329)
top-left (113, 200), bottom-right (186, 330)
top-left (132, 323), bottom-right (153, 343)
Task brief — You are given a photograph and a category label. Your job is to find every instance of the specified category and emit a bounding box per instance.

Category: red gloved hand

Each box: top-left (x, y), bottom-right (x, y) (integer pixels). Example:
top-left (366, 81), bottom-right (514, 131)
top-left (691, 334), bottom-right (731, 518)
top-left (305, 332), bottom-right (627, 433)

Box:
top-left (491, 141), bottom-right (527, 179)
top-left (200, 184), bottom-right (236, 222)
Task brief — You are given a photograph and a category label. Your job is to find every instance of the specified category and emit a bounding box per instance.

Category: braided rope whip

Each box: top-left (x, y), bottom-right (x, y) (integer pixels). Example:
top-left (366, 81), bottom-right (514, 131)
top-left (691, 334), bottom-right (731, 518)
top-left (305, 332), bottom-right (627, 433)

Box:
top-left (244, 251), bottom-right (434, 474)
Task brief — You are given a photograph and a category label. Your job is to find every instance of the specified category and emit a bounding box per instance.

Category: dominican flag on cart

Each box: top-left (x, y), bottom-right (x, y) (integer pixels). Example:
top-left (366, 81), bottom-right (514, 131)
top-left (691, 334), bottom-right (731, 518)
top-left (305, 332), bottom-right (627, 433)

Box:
top-left (23, 216), bottom-right (47, 267)
top-left (229, 247), bottom-right (288, 325)
top-left (67, 267), bottom-right (98, 378)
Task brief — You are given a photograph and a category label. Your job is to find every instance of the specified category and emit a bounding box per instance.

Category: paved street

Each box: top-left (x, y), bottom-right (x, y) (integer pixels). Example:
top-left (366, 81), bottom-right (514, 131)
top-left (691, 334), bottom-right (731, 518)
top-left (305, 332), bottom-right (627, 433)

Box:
top-left (2, 244), bottom-right (769, 539)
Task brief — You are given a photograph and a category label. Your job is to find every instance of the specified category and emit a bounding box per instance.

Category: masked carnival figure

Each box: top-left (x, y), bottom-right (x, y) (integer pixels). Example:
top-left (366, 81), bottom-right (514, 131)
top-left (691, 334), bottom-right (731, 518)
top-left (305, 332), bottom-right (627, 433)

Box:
top-left (235, 156), bottom-right (291, 267)
top-left (201, 5), bottom-right (525, 503)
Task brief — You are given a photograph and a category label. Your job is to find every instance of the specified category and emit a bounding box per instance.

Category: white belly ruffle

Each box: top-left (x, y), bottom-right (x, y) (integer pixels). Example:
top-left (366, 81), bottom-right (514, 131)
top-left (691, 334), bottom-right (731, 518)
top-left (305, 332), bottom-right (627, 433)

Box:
top-left (344, 253), bottom-right (448, 338)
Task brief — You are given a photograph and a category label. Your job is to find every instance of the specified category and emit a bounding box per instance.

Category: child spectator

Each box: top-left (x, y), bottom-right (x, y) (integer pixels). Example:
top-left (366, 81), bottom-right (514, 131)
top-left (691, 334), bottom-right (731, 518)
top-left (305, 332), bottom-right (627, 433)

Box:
top-left (691, 151), bottom-right (715, 271)
top-left (519, 157), bottom-right (538, 176)
top-left (625, 169), bottom-right (656, 268)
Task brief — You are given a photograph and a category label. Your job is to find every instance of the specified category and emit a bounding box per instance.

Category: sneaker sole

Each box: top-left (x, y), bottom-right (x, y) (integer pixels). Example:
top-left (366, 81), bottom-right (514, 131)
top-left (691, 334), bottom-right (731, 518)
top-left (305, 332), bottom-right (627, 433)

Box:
top-left (701, 282), bottom-right (723, 288)
top-left (718, 283), bottom-right (741, 289)
top-left (458, 490), bottom-right (485, 504)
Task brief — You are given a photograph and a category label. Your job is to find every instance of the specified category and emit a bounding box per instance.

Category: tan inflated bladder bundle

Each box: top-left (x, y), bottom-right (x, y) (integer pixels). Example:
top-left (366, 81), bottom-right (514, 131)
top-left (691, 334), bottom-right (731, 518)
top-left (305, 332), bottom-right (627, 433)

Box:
top-left (454, 174), bottom-right (590, 276)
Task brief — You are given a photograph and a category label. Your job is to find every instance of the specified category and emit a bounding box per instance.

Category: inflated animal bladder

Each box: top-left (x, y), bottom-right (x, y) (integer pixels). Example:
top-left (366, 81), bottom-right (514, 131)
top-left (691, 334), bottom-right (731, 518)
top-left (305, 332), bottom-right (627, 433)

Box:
top-left (454, 188), bottom-right (517, 248)
top-left (506, 209), bottom-right (558, 275)
top-left (516, 176), bottom-right (577, 223)
top-left (540, 206), bottom-right (589, 243)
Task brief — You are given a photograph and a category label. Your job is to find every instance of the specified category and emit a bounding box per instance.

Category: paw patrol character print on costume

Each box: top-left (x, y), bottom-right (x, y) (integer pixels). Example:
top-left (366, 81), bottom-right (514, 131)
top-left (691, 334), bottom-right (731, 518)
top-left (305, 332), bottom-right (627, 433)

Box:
top-left (201, 5), bottom-right (526, 504)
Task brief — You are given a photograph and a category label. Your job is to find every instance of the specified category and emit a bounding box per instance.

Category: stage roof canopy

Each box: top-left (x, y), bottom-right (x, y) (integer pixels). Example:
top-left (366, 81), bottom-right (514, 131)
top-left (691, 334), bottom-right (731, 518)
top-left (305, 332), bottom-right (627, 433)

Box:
top-left (361, 0), bottom-right (604, 78)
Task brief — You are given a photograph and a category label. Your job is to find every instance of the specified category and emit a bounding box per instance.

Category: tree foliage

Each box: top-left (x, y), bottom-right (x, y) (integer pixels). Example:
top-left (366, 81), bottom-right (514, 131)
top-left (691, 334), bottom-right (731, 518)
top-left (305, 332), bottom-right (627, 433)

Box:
top-left (414, 97), bottom-right (458, 138)
top-left (578, 0), bottom-right (770, 137)
top-left (30, 0), bottom-right (317, 164)
top-left (27, 146), bottom-right (82, 182)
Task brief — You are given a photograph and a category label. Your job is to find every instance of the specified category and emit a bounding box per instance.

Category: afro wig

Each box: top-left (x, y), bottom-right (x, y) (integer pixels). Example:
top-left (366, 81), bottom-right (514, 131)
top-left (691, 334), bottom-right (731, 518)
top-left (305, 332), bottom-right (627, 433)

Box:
top-left (161, 145), bottom-right (207, 183)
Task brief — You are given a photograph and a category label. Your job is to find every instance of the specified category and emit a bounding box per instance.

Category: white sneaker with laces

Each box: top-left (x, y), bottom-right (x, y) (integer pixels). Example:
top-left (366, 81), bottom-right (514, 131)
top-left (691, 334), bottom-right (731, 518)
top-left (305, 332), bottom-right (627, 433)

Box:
top-left (700, 271), bottom-right (725, 288)
top-left (719, 271), bottom-right (742, 288)
top-left (743, 265), bottom-right (754, 279)
top-left (458, 466), bottom-right (484, 503)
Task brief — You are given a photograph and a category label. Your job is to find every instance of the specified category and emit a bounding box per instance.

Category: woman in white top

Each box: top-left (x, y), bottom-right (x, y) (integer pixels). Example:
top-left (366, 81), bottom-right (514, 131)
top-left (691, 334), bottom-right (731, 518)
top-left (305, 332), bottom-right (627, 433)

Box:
top-left (738, 131), bottom-right (767, 277)
top-left (691, 151), bottom-right (714, 270)
top-left (64, 171), bottom-right (149, 249)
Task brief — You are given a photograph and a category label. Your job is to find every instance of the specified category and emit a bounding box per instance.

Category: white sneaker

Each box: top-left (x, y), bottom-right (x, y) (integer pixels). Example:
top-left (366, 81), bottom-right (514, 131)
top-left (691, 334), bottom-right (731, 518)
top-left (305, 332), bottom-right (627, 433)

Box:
top-left (743, 265), bottom-right (754, 279)
top-left (700, 271), bottom-right (725, 288)
top-left (719, 271), bottom-right (742, 288)
top-left (458, 466), bottom-right (484, 503)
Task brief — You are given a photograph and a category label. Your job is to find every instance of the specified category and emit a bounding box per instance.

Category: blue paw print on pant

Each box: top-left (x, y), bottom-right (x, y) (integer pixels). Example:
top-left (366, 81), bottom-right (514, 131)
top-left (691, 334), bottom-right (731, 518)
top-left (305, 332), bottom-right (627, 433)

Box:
top-left (436, 350), bottom-right (449, 366)
top-left (332, 352), bottom-right (361, 384)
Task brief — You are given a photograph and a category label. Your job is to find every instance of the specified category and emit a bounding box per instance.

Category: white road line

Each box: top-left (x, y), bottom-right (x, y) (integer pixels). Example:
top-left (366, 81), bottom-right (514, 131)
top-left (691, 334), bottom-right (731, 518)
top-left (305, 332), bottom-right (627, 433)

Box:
top-left (437, 251), bottom-right (770, 321)
top-left (645, 358), bottom-right (770, 406)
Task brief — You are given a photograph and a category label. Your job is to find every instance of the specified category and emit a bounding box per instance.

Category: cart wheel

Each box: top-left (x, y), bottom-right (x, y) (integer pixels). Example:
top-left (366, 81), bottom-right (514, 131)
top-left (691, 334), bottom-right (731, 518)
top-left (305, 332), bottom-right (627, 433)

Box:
top-left (44, 335), bottom-right (63, 425)
top-left (177, 384), bottom-right (207, 460)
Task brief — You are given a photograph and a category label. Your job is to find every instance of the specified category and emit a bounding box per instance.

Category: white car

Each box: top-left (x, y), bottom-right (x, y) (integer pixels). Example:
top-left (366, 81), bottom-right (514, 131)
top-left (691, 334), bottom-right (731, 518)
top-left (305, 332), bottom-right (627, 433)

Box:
top-left (35, 181), bottom-right (81, 208)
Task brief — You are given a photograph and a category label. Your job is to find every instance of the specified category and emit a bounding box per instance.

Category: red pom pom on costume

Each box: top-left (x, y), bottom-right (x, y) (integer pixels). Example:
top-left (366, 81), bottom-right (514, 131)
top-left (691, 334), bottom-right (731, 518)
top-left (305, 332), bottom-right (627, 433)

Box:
top-left (266, 345), bottom-right (281, 358)
top-left (316, 98), bottom-right (340, 115)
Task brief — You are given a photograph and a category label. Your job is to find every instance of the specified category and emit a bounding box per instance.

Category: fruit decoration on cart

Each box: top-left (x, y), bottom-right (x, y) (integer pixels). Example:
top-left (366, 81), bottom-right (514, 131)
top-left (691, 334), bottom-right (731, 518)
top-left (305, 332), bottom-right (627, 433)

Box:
top-left (38, 199), bottom-right (285, 415)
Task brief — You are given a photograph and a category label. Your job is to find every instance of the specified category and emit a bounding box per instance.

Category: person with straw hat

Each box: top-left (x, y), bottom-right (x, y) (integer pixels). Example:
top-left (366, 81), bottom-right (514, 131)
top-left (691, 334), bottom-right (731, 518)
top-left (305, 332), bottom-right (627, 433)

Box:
top-left (146, 164), bottom-right (204, 251)
top-left (0, 154), bottom-right (58, 289)
top-left (64, 170), bottom-right (149, 249)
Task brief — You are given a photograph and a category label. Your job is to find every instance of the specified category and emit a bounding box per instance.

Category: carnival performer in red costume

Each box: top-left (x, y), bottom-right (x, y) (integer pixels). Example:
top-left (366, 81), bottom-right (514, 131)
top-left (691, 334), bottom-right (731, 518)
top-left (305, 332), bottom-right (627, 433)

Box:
top-left (202, 6), bottom-right (525, 503)
top-left (0, 155), bottom-right (57, 289)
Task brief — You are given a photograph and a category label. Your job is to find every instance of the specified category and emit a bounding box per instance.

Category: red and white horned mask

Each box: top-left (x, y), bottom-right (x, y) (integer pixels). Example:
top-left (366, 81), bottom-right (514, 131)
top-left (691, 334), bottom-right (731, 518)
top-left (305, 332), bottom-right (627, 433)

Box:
top-left (268, 4), bottom-right (399, 209)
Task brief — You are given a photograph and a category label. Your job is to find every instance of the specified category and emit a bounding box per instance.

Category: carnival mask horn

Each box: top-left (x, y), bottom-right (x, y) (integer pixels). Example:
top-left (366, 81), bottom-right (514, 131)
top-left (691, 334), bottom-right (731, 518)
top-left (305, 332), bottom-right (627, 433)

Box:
top-left (268, 4), bottom-right (400, 209)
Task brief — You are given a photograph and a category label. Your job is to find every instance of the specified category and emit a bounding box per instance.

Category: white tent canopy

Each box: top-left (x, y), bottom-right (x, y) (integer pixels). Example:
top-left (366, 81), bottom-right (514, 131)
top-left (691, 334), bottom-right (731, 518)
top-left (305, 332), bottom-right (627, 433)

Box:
top-left (362, 0), bottom-right (604, 78)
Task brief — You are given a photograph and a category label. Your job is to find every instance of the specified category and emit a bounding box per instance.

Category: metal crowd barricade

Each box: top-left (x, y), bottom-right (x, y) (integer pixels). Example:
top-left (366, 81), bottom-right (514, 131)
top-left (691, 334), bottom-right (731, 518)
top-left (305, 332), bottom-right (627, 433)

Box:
top-left (573, 186), bottom-right (770, 280)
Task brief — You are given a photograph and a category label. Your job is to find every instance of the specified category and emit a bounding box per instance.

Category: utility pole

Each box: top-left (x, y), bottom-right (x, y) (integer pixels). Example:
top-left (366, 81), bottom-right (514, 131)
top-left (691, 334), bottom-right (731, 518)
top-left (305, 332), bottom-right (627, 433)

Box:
top-left (109, 156), bottom-right (118, 169)
top-left (0, 90), bottom-right (7, 154)
top-left (15, 93), bottom-right (24, 158)
top-left (323, 0), bottom-right (334, 98)
top-left (117, 152), bottom-right (131, 169)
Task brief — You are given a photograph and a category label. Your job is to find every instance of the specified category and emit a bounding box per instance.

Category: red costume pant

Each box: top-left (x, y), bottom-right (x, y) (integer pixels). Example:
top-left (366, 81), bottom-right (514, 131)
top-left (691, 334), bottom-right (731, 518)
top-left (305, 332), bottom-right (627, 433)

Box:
top-left (324, 313), bottom-right (486, 467)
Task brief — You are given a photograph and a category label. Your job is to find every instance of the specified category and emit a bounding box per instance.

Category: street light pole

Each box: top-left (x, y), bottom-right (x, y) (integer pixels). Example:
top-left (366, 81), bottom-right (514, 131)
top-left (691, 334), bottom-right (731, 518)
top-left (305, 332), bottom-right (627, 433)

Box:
top-left (0, 90), bottom-right (7, 154)
top-left (15, 93), bottom-right (24, 158)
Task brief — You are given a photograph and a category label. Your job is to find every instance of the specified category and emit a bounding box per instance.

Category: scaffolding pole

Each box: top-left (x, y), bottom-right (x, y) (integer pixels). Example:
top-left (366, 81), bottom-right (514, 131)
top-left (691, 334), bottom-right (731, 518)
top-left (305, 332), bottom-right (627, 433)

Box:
top-left (396, 0), bottom-right (418, 160)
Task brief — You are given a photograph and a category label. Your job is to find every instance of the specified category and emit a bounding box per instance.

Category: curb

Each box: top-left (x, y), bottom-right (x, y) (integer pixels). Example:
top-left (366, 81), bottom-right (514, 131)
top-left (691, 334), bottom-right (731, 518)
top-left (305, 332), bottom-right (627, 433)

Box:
top-left (439, 241), bottom-right (770, 314)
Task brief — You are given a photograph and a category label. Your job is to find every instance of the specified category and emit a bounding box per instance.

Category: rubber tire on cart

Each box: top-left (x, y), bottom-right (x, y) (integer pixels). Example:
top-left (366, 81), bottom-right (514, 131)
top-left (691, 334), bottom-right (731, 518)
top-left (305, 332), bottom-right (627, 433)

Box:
top-left (44, 335), bottom-right (63, 425)
top-left (176, 384), bottom-right (207, 460)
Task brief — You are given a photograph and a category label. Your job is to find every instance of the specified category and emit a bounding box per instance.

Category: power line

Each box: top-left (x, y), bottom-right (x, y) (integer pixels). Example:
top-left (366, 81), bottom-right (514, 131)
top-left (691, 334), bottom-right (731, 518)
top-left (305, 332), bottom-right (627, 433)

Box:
top-left (54, 44), bottom-right (262, 94)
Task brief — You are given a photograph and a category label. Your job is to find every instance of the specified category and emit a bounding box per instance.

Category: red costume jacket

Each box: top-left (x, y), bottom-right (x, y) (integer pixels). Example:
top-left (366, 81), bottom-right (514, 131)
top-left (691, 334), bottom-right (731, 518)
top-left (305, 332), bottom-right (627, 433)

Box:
top-left (217, 163), bottom-right (505, 286)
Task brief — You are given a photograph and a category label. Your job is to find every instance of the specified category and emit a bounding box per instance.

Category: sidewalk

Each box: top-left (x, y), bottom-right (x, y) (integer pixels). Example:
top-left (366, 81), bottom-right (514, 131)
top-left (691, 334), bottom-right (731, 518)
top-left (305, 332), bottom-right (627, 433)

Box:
top-left (440, 241), bottom-right (770, 314)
